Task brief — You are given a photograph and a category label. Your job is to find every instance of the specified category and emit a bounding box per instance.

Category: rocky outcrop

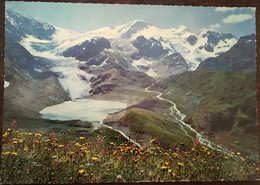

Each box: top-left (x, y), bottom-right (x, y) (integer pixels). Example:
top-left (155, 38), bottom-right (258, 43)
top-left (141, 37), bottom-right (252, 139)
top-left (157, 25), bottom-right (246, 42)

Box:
top-left (5, 9), bottom-right (55, 42)
top-left (89, 68), bottom-right (154, 95)
top-left (4, 37), bottom-right (69, 124)
top-left (197, 34), bottom-right (256, 72)
top-left (131, 36), bottom-right (168, 59)
top-left (63, 37), bottom-right (111, 61)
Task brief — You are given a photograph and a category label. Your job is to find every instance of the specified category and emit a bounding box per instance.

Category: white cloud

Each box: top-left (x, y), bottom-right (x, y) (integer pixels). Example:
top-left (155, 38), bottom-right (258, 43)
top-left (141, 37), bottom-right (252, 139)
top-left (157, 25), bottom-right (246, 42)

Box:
top-left (215, 7), bottom-right (237, 12)
top-left (200, 23), bottom-right (221, 32)
top-left (223, 14), bottom-right (253, 23)
top-left (210, 23), bottom-right (221, 30)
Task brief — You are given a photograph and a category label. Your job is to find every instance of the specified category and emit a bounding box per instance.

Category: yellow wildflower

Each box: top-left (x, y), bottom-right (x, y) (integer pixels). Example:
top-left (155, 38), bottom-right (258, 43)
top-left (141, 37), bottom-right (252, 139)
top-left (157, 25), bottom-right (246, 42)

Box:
top-left (207, 151), bottom-right (211, 155)
top-left (172, 153), bottom-right (178, 157)
top-left (24, 148), bottom-right (28, 151)
top-left (80, 137), bottom-right (85, 140)
top-left (7, 128), bottom-right (11, 131)
top-left (28, 133), bottom-right (33, 136)
top-left (11, 152), bottom-right (18, 156)
top-left (78, 169), bottom-right (85, 174)
top-left (13, 141), bottom-right (18, 144)
top-left (192, 148), bottom-right (196, 151)
top-left (224, 156), bottom-right (229, 159)
top-left (2, 152), bottom-right (11, 155)
top-left (177, 162), bottom-right (184, 166)
top-left (58, 145), bottom-right (64, 148)
top-left (13, 138), bottom-right (17, 141)
top-left (35, 133), bottom-right (42, 137)
top-left (92, 157), bottom-right (99, 161)
top-left (168, 169), bottom-right (172, 173)
top-left (2, 132), bottom-right (8, 137)
top-left (161, 165), bottom-right (168, 170)
top-left (34, 140), bottom-right (40, 144)
top-left (149, 138), bottom-right (156, 143)
top-left (44, 139), bottom-right (51, 143)
top-left (240, 157), bottom-right (245, 162)
top-left (165, 161), bottom-right (169, 165)
top-left (237, 152), bottom-right (241, 155)
top-left (18, 139), bottom-right (23, 143)
top-left (75, 143), bottom-right (81, 147)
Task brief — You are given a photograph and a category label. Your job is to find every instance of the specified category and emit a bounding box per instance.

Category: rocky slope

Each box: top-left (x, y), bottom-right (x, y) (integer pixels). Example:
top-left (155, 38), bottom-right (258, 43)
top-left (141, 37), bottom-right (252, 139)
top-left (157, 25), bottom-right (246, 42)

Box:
top-left (5, 9), bottom-right (56, 43)
top-left (89, 68), bottom-right (154, 95)
top-left (197, 34), bottom-right (256, 72)
top-left (153, 34), bottom-right (257, 155)
top-left (4, 37), bottom-right (69, 127)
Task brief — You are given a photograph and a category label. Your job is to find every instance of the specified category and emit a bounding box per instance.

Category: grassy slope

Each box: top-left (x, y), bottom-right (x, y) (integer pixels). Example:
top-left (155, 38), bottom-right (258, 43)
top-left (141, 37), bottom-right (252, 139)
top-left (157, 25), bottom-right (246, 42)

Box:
top-left (105, 107), bottom-right (193, 148)
top-left (154, 70), bottom-right (257, 156)
top-left (4, 57), bottom-right (69, 128)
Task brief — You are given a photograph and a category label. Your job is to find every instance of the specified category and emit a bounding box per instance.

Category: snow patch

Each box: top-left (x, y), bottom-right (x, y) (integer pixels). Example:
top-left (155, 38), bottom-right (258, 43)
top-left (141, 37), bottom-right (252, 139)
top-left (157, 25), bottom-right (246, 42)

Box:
top-left (4, 81), bottom-right (10, 88)
top-left (6, 15), bottom-right (18, 27)
top-left (34, 68), bottom-right (43, 73)
top-left (132, 58), bottom-right (153, 69)
top-left (145, 68), bottom-right (158, 77)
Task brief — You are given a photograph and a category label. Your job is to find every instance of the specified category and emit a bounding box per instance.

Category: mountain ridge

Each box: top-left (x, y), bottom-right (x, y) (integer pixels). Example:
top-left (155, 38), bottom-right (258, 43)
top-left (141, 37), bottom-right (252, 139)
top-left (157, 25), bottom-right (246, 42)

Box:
top-left (6, 8), bottom-right (238, 74)
top-left (197, 34), bottom-right (256, 72)
top-left (152, 32), bottom-right (257, 155)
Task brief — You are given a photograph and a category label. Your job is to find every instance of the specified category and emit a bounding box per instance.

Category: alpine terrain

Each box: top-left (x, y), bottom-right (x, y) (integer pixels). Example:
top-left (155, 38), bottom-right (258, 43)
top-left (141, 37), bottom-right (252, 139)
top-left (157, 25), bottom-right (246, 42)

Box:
top-left (3, 8), bottom-right (258, 178)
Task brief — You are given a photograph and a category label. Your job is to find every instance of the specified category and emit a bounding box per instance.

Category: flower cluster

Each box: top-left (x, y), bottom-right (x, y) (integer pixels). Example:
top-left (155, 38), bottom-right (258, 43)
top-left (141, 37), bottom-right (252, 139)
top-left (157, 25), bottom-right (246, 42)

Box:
top-left (1, 122), bottom-right (260, 184)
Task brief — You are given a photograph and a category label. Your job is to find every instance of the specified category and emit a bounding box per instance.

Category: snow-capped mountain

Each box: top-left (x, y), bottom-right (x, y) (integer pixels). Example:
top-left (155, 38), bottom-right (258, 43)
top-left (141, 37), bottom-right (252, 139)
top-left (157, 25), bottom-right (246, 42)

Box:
top-left (5, 9), bottom-right (56, 43)
top-left (5, 8), bottom-right (237, 79)
top-left (197, 34), bottom-right (256, 72)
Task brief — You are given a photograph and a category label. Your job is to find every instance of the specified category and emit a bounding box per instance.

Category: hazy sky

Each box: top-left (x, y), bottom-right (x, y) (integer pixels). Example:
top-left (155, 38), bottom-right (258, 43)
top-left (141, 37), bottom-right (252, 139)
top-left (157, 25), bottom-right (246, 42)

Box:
top-left (6, 1), bottom-right (256, 37)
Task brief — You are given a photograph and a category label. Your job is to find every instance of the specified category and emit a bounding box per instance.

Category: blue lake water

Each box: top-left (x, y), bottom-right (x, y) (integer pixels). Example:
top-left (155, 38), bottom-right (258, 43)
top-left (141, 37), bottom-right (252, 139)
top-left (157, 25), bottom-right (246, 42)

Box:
top-left (39, 99), bottom-right (127, 122)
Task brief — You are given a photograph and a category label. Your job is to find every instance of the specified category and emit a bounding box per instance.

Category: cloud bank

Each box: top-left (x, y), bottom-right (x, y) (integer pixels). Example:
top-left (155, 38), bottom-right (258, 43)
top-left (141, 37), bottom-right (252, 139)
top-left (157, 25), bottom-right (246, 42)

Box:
top-left (223, 14), bottom-right (253, 23)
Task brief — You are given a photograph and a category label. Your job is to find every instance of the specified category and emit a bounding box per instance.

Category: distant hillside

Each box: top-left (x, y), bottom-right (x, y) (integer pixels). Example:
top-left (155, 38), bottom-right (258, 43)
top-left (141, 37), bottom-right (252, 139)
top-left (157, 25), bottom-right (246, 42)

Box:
top-left (197, 34), bottom-right (256, 72)
top-left (153, 33), bottom-right (257, 156)
top-left (154, 70), bottom-right (257, 155)
top-left (104, 107), bottom-right (192, 148)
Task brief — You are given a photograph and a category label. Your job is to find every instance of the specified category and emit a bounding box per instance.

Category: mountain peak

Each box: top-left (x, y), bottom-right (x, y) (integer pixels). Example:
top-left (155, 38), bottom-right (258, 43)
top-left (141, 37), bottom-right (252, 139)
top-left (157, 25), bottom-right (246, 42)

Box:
top-left (120, 20), bottom-right (150, 38)
top-left (176, 25), bottom-right (189, 32)
top-left (5, 8), bottom-right (56, 42)
top-left (127, 20), bottom-right (149, 26)
top-left (197, 33), bottom-right (255, 72)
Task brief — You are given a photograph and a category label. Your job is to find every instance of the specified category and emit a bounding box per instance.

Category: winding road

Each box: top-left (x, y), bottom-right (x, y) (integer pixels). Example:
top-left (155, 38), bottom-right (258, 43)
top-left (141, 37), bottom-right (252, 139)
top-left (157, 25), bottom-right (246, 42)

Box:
top-left (100, 121), bottom-right (143, 149)
top-left (145, 84), bottom-right (231, 155)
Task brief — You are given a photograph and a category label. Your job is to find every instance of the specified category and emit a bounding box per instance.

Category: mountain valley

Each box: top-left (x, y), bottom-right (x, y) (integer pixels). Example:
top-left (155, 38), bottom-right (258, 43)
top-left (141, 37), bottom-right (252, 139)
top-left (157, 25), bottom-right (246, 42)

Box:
top-left (3, 8), bottom-right (258, 158)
